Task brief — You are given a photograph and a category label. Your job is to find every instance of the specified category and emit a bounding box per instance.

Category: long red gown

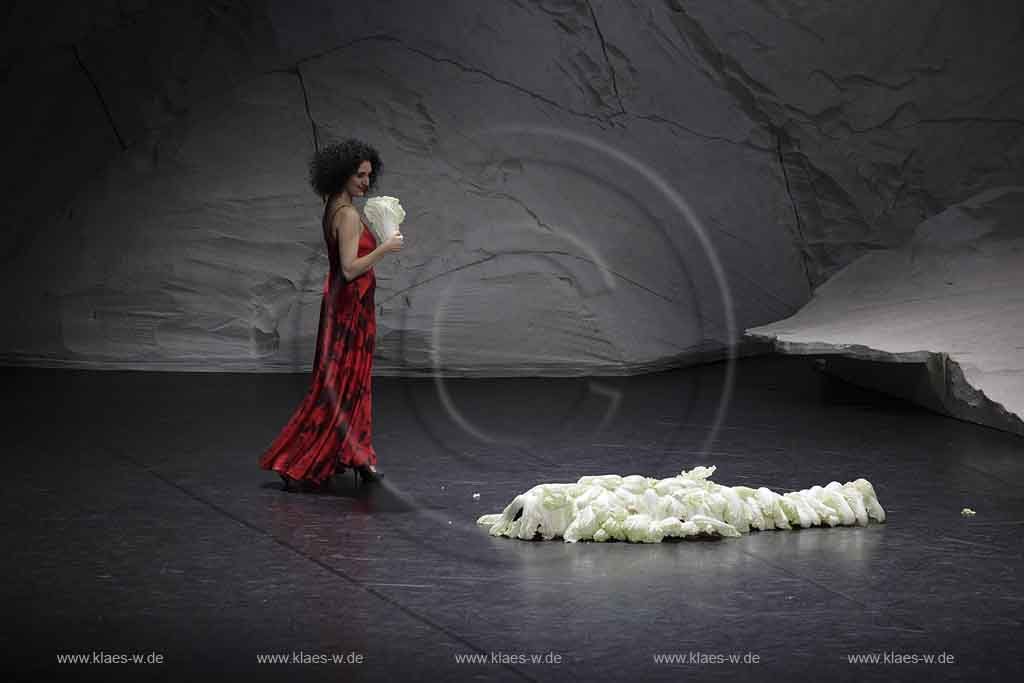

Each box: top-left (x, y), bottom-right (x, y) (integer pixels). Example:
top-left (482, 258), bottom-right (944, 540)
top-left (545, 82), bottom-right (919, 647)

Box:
top-left (259, 204), bottom-right (378, 484)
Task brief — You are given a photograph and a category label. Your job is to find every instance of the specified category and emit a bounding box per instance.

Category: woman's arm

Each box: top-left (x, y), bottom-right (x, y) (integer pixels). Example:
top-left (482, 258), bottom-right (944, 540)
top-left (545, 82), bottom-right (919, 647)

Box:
top-left (335, 206), bottom-right (388, 282)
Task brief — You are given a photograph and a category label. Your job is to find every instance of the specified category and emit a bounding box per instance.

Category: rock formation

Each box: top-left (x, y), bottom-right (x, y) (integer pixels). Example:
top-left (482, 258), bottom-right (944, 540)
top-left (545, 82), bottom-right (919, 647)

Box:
top-left (748, 187), bottom-right (1024, 436)
top-left (2, 1), bottom-right (1022, 382)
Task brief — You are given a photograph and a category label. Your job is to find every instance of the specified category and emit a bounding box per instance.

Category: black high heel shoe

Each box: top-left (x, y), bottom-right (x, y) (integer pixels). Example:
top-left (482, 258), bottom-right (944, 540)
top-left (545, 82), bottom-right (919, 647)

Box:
top-left (355, 464), bottom-right (382, 485)
top-left (279, 473), bottom-right (295, 491)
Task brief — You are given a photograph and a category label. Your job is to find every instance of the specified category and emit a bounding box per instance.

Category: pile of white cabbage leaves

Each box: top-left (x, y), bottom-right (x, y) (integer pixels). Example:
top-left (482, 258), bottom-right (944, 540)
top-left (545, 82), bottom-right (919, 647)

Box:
top-left (476, 466), bottom-right (885, 543)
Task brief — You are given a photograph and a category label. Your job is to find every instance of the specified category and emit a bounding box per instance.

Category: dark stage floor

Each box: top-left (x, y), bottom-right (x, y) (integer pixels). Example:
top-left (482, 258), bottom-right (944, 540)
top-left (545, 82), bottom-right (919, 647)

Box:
top-left (3, 354), bottom-right (1022, 681)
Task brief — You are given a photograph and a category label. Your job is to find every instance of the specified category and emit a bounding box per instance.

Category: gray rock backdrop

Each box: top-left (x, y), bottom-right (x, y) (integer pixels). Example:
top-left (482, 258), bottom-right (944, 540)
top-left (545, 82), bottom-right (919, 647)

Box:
top-left (2, 0), bottom-right (1022, 384)
top-left (748, 186), bottom-right (1024, 437)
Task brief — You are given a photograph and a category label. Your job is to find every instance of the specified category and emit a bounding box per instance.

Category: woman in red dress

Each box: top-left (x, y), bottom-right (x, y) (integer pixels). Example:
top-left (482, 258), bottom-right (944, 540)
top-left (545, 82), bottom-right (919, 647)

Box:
top-left (259, 139), bottom-right (404, 489)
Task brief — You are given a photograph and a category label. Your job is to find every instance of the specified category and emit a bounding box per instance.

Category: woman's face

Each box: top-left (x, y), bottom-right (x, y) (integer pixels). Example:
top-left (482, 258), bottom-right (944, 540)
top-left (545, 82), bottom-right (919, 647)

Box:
top-left (347, 160), bottom-right (373, 197)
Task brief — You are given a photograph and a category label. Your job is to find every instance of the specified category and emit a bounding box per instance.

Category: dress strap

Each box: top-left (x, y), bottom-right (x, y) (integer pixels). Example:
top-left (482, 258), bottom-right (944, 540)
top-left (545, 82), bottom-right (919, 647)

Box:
top-left (324, 201), bottom-right (368, 237)
top-left (325, 200), bottom-right (351, 220)
top-left (324, 200), bottom-right (355, 235)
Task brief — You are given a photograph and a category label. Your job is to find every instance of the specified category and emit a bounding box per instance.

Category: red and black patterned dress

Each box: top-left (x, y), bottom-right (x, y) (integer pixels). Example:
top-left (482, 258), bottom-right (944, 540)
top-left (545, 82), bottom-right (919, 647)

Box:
top-left (259, 202), bottom-right (378, 484)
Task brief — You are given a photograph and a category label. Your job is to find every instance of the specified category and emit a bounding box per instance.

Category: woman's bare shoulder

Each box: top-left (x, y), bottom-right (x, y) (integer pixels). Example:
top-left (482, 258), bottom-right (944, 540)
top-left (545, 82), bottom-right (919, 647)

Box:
top-left (327, 202), bottom-right (358, 220)
top-left (325, 202), bottom-right (359, 231)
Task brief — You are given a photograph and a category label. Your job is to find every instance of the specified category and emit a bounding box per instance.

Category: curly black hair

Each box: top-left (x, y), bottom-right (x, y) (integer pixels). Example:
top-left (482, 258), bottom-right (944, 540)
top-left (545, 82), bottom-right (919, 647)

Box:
top-left (309, 138), bottom-right (382, 198)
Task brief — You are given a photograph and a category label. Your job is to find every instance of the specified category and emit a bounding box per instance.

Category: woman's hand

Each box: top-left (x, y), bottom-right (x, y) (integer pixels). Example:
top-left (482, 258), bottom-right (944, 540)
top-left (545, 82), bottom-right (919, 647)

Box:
top-left (382, 231), bottom-right (405, 253)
